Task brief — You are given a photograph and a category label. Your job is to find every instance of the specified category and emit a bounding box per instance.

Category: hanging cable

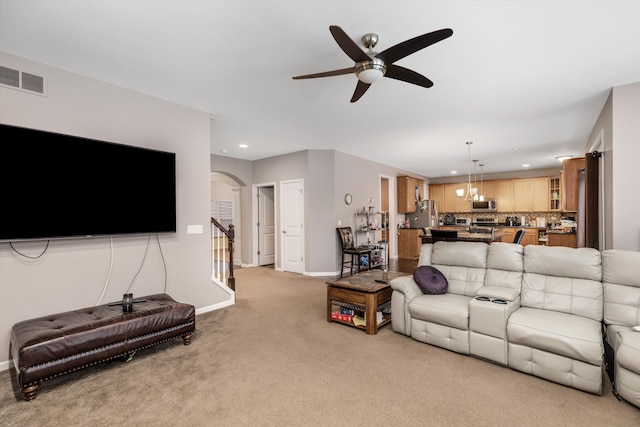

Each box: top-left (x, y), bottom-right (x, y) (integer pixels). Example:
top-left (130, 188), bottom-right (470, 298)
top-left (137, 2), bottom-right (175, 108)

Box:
top-left (156, 234), bottom-right (168, 294)
top-left (9, 240), bottom-right (49, 259)
top-left (126, 235), bottom-right (151, 294)
top-left (96, 236), bottom-right (114, 305)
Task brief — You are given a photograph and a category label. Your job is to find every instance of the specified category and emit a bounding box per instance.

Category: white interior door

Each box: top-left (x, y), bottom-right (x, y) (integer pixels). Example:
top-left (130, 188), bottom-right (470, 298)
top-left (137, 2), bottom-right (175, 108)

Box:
top-left (258, 186), bottom-right (275, 265)
top-left (280, 180), bottom-right (304, 274)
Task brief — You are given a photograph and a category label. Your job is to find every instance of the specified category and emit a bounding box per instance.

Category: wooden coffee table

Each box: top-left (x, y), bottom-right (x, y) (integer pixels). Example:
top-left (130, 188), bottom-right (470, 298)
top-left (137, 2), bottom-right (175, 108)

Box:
top-left (326, 271), bottom-right (406, 335)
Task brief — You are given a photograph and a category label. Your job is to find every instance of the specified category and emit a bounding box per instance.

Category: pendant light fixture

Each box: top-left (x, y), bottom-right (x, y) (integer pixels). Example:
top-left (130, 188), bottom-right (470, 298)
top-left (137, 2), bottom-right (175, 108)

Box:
top-left (456, 141), bottom-right (476, 201)
top-left (472, 160), bottom-right (479, 201)
top-left (478, 163), bottom-right (485, 201)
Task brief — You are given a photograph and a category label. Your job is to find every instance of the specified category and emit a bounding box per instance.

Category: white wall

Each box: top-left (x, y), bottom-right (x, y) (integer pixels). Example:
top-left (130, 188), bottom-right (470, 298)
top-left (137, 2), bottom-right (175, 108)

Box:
top-left (0, 52), bottom-right (232, 370)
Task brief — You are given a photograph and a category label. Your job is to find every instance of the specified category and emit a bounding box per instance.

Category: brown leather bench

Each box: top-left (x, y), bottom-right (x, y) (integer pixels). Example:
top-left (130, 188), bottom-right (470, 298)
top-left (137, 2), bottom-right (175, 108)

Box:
top-left (10, 293), bottom-right (195, 401)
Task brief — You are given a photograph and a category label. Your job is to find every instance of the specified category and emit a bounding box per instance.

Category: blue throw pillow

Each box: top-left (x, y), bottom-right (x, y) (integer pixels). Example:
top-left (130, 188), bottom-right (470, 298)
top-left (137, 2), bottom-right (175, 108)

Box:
top-left (413, 266), bottom-right (448, 294)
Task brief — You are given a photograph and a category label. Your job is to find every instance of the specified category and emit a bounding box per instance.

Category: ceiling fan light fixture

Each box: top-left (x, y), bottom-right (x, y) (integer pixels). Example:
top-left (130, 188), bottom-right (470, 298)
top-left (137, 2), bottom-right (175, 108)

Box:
top-left (355, 59), bottom-right (386, 84)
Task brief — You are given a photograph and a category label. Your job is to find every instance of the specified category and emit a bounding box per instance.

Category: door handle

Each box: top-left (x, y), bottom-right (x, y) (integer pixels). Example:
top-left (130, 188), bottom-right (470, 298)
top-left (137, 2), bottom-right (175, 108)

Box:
top-left (282, 230), bottom-right (287, 234)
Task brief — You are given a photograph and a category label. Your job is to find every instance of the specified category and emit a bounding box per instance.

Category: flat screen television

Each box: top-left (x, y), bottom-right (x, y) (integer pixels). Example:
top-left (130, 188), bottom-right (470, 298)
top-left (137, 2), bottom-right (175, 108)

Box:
top-left (1, 124), bottom-right (177, 242)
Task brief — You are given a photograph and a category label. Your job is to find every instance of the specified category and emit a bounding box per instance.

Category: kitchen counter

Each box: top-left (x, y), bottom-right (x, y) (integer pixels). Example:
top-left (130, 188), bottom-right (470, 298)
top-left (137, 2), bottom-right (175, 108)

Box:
top-left (492, 225), bottom-right (547, 230)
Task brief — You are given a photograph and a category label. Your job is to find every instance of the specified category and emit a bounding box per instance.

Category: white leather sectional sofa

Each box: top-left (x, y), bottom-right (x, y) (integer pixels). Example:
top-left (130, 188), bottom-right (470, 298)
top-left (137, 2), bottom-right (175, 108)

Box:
top-left (602, 250), bottom-right (640, 407)
top-left (390, 241), bottom-right (640, 407)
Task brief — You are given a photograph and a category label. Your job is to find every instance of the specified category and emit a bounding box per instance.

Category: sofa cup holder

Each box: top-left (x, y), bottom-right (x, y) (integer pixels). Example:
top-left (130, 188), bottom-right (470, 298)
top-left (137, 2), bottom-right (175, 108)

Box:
top-left (475, 296), bottom-right (507, 304)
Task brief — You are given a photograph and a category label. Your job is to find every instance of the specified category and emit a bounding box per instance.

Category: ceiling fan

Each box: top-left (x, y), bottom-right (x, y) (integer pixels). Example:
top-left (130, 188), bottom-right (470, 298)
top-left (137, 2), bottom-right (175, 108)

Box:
top-left (292, 25), bottom-right (453, 103)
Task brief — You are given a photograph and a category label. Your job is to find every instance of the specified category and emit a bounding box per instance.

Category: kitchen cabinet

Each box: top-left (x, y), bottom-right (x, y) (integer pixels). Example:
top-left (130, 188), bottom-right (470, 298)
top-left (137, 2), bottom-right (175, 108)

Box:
top-left (550, 176), bottom-right (561, 211)
top-left (530, 177), bottom-right (550, 212)
top-left (499, 227), bottom-right (538, 246)
top-left (398, 228), bottom-right (423, 259)
top-left (397, 176), bottom-right (424, 213)
top-left (433, 175), bottom-right (554, 214)
top-left (512, 179), bottom-right (531, 212)
top-left (428, 184), bottom-right (444, 211)
top-left (510, 178), bottom-right (549, 212)
top-left (442, 183), bottom-right (471, 213)
top-left (479, 180), bottom-right (498, 200)
top-left (501, 227), bottom-right (515, 243)
top-left (521, 229), bottom-right (539, 246)
top-left (443, 184), bottom-right (458, 213)
top-left (562, 158), bottom-right (585, 212)
top-left (496, 180), bottom-right (513, 212)
top-left (548, 232), bottom-right (577, 248)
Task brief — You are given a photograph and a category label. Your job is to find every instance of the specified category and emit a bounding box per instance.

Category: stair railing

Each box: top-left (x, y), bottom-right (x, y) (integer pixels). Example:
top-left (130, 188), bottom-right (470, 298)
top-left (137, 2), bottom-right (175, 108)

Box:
top-left (211, 218), bottom-right (235, 291)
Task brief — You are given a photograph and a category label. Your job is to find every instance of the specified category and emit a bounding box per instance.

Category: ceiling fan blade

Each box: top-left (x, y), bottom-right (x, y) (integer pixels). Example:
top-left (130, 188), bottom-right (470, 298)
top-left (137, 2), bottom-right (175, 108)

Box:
top-left (350, 81), bottom-right (371, 103)
top-left (329, 25), bottom-right (371, 63)
top-left (376, 28), bottom-right (453, 64)
top-left (293, 67), bottom-right (355, 80)
top-left (385, 64), bottom-right (434, 88)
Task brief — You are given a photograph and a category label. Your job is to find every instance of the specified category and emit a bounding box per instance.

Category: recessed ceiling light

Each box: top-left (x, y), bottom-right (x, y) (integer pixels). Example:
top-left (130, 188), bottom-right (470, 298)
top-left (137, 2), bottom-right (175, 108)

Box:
top-left (220, 149), bottom-right (228, 154)
top-left (239, 144), bottom-right (248, 148)
top-left (556, 155), bottom-right (572, 162)
top-left (451, 170), bottom-right (458, 174)
top-left (522, 164), bottom-right (530, 168)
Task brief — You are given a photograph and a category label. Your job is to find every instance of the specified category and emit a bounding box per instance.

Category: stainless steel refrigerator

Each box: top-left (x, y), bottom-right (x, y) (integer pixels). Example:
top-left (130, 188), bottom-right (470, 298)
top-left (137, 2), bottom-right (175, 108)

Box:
top-left (408, 200), bottom-right (439, 230)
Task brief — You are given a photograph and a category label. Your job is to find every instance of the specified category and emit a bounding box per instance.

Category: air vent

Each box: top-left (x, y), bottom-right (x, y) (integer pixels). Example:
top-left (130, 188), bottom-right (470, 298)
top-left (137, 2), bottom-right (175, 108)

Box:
top-left (0, 66), bottom-right (20, 88)
top-left (0, 65), bottom-right (47, 96)
top-left (21, 72), bottom-right (44, 93)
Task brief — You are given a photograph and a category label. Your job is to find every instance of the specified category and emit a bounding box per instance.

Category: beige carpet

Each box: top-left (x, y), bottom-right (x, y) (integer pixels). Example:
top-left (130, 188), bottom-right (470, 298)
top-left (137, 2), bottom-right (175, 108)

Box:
top-left (1, 267), bottom-right (638, 426)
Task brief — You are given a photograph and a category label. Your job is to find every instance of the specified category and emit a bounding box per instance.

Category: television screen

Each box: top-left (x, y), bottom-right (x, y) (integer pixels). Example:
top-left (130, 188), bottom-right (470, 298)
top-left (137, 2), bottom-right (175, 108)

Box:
top-left (1, 124), bottom-right (177, 241)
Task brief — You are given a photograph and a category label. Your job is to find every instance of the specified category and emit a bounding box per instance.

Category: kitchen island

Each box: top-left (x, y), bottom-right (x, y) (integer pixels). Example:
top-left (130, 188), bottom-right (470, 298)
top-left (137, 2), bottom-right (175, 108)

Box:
top-left (420, 231), bottom-right (503, 244)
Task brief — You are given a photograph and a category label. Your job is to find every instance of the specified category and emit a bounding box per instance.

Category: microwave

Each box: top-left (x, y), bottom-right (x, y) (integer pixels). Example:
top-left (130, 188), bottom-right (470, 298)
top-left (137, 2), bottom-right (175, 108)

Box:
top-left (471, 199), bottom-right (497, 212)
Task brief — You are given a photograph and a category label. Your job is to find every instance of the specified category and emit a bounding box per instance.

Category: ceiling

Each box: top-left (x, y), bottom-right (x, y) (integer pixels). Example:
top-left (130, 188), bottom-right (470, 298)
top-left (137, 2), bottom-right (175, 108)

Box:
top-left (1, 1), bottom-right (639, 178)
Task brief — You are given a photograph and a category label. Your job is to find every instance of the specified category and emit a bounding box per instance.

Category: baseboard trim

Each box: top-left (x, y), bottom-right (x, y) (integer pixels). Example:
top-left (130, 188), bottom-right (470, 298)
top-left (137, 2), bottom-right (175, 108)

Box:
top-left (304, 271), bottom-right (339, 277)
top-left (0, 359), bottom-right (12, 372)
top-left (195, 299), bottom-right (234, 315)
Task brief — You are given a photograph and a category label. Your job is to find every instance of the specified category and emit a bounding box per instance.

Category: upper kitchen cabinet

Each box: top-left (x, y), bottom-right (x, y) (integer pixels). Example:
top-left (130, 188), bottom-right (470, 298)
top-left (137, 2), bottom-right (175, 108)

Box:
top-left (550, 176), bottom-right (561, 211)
top-left (397, 175), bottom-right (424, 213)
top-left (496, 180), bottom-right (513, 212)
top-left (512, 179), bottom-right (531, 212)
top-left (428, 184), bottom-right (444, 211)
top-left (530, 177), bottom-right (550, 212)
top-left (508, 178), bottom-right (549, 212)
top-left (479, 180), bottom-right (498, 200)
top-left (562, 157), bottom-right (585, 212)
top-left (443, 183), bottom-right (471, 213)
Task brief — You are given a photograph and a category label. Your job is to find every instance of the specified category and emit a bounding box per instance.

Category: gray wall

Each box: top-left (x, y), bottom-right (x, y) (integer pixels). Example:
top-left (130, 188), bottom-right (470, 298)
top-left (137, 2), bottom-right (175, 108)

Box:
top-left (588, 82), bottom-right (640, 251)
top-left (213, 148), bottom-right (423, 274)
top-left (0, 52), bottom-right (231, 369)
top-left (307, 150), bottom-right (336, 274)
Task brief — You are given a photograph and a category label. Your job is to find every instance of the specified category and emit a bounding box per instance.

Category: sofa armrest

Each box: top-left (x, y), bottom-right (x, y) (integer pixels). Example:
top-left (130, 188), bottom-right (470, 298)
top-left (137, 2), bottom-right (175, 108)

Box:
top-left (390, 275), bottom-right (422, 302)
top-left (477, 285), bottom-right (520, 302)
top-left (390, 275), bottom-right (422, 336)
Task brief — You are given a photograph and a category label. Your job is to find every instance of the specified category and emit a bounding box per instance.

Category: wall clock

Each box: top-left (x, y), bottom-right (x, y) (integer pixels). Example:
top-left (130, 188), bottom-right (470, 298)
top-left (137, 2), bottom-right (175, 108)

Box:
top-left (344, 193), bottom-right (352, 205)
